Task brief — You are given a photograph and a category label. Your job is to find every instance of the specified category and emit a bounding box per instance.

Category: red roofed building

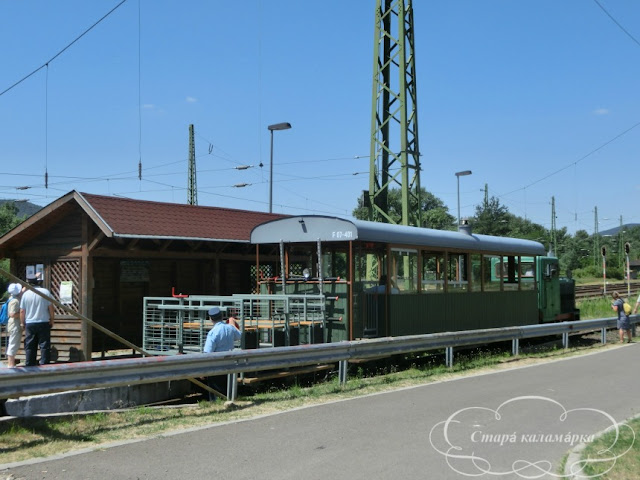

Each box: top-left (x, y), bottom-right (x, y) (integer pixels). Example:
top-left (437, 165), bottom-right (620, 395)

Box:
top-left (0, 191), bottom-right (285, 361)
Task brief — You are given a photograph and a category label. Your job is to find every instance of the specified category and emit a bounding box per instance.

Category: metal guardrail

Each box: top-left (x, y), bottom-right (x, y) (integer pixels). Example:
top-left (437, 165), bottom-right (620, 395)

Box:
top-left (0, 316), bottom-right (637, 401)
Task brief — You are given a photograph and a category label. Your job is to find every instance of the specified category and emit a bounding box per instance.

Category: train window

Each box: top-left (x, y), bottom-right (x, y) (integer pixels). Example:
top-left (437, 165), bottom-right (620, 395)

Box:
top-left (391, 249), bottom-right (418, 294)
top-left (503, 256), bottom-right (518, 291)
top-left (322, 250), bottom-right (348, 280)
top-left (288, 245), bottom-right (312, 278)
top-left (354, 248), bottom-right (386, 293)
top-left (422, 252), bottom-right (444, 293)
top-left (520, 262), bottom-right (535, 279)
top-left (447, 253), bottom-right (469, 293)
top-left (483, 255), bottom-right (502, 291)
top-left (520, 258), bottom-right (536, 291)
top-left (470, 254), bottom-right (482, 292)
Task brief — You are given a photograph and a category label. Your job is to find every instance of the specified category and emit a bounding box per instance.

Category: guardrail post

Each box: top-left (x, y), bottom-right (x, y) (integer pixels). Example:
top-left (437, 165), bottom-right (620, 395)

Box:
top-left (562, 332), bottom-right (569, 349)
top-left (445, 347), bottom-right (453, 368)
top-left (227, 373), bottom-right (238, 402)
top-left (338, 360), bottom-right (348, 385)
top-left (512, 338), bottom-right (519, 356)
top-left (601, 327), bottom-right (607, 345)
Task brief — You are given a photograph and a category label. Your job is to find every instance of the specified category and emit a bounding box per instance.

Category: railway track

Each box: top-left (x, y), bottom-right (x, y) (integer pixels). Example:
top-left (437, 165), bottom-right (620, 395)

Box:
top-left (575, 281), bottom-right (640, 300)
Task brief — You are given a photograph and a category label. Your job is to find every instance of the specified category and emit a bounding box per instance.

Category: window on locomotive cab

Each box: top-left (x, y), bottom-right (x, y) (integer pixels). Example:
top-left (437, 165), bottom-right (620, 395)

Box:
top-left (422, 252), bottom-right (445, 293)
top-left (520, 258), bottom-right (536, 290)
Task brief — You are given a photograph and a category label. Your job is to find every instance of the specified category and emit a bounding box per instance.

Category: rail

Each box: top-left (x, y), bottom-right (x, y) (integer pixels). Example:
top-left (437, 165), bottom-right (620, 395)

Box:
top-left (1, 315), bottom-right (637, 402)
top-left (575, 281), bottom-right (639, 299)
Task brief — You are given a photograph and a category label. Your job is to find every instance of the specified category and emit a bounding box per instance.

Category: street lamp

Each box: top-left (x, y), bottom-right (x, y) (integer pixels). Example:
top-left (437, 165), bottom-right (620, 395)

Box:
top-left (267, 122), bottom-right (292, 213)
top-left (455, 170), bottom-right (472, 227)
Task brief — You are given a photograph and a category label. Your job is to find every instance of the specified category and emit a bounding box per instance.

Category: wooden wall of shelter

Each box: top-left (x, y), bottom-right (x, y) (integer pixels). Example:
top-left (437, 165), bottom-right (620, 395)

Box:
top-left (3, 200), bottom-right (265, 362)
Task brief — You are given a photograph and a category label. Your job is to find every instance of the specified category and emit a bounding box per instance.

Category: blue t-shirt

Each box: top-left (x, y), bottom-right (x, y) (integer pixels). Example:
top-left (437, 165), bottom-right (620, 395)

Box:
top-left (204, 322), bottom-right (241, 353)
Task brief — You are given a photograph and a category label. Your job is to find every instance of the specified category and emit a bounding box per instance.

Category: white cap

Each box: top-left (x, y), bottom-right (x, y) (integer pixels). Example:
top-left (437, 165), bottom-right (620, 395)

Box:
top-left (7, 283), bottom-right (21, 296)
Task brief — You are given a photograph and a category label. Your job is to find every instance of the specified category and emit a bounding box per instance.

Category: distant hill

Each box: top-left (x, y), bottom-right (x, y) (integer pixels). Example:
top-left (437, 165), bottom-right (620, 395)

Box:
top-left (0, 199), bottom-right (42, 219)
top-left (599, 224), bottom-right (640, 236)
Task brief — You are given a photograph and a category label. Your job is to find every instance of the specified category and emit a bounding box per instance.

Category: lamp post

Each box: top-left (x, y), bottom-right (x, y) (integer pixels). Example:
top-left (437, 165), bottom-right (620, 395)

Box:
top-left (455, 170), bottom-right (472, 226)
top-left (267, 122), bottom-right (292, 213)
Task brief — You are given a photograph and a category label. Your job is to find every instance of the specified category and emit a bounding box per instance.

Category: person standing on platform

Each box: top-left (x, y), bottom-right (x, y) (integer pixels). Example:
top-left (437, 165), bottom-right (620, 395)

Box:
top-left (611, 291), bottom-right (632, 344)
top-left (20, 273), bottom-right (55, 366)
top-left (203, 307), bottom-right (241, 399)
top-left (5, 283), bottom-right (23, 367)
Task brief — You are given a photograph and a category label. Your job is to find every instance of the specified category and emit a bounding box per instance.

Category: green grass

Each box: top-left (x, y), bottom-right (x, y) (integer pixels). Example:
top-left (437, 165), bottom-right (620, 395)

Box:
top-left (575, 276), bottom-right (603, 285)
top-left (577, 297), bottom-right (617, 320)
top-left (566, 417), bottom-right (639, 479)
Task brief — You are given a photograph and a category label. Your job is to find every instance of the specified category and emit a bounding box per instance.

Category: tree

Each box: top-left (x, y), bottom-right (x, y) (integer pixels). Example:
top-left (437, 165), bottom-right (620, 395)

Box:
top-left (353, 188), bottom-right (455, 230)
top-left (505, 215), bottom-right (548, 243)
top-left (472, 196), bottom-right (510, 236)
top-left (0, 202), bottom-right (23, 235)
top-left (0, 202), bottom-right (25, 288)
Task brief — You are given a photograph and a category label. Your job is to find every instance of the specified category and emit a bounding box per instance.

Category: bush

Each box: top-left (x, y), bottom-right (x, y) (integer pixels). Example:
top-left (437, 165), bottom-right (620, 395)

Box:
top-left (605, 266), bottom-right (625, 280)
top-left (573, 265), bottom-right (599, 279)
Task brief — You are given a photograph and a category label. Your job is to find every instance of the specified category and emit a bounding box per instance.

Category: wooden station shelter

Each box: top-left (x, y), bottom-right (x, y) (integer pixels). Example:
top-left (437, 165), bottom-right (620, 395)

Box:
top-left (0, 190), bottom-right (284, 362)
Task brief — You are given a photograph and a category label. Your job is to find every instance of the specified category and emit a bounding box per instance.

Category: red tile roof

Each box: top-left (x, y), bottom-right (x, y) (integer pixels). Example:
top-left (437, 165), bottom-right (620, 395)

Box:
top-left (78, 192), bottom-right (286, 242)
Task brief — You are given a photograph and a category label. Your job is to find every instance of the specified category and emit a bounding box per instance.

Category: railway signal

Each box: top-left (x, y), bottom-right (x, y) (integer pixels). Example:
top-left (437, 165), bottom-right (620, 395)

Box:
top-left (625, 242), bottom-right (631, 297)
top-left (601, 246), bottom-right (607, 295)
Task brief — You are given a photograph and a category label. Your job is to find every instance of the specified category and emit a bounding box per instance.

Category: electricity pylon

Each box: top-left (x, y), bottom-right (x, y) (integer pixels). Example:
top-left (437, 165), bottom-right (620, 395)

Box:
top-left (368, 0), bottom-right (422, 227)
top-left (188, 124), bottom-right (197, 206)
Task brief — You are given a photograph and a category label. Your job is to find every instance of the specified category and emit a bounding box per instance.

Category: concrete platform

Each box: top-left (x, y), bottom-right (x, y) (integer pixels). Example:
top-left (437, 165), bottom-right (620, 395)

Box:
top-left (1, 379), bottom-right (193, 417)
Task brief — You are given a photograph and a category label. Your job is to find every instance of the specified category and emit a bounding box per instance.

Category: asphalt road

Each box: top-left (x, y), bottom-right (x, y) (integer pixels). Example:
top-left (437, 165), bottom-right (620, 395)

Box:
top-left (2, 344), bottom-right (639, 480)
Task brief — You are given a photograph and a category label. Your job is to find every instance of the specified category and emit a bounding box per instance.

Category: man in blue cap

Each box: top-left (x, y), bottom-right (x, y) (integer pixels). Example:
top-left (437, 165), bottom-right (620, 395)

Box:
top-left (203, 307), bottom-right (241, 399)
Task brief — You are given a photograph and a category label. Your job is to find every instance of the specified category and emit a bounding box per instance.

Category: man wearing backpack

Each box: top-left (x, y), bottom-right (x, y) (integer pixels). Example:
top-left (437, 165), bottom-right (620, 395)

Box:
top-left (611, 291), bottom-right (632, 344)
top-left (20, 273), bottom-right (55, 366)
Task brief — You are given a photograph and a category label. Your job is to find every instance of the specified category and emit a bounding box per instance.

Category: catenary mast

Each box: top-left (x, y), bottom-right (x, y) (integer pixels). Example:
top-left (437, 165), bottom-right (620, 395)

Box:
top-left (188, 124), bottom-right (197, 206)
top-left (368, 0), bottom-right (422, 227)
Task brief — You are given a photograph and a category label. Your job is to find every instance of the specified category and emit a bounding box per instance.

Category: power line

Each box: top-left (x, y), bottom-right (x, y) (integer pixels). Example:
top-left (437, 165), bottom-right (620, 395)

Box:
top-left (0, 0), bottom-right (129, 98)
top-left (498, 119), bottom-right (640, 198)
top-left (593, 0), bottom-right (640, 49)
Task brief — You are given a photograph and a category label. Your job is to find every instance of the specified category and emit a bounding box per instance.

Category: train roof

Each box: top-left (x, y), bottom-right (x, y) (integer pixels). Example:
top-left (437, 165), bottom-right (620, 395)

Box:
top-left (250, 215), bottom-right (546, 256)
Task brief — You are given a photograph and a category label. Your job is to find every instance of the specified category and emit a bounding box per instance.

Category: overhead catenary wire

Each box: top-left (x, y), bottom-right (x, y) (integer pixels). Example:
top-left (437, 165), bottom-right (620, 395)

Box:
top-left (593, 0), bottom-right (640, 49)
top-left (0, 0), bottom-right (129, 98)
top-left (498, 119), bottom-right (640, 199)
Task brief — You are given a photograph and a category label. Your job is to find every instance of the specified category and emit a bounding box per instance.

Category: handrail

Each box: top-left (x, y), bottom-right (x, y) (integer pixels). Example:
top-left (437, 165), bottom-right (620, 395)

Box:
top-left (0, 316), bottom-right (636, 400)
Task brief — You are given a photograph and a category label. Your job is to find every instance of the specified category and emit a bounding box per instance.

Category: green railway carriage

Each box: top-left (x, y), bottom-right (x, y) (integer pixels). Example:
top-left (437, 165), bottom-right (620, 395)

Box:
top-left (250, 216), bottom-right (552, 342)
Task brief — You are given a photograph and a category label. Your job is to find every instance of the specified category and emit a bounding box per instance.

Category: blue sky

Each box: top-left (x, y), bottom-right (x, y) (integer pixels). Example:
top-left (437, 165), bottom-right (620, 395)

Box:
top-left (1, 0), bottom-right (639, 236)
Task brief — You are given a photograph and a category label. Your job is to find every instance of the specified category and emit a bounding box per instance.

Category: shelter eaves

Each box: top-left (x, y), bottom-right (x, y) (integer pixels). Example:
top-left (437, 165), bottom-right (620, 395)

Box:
top-left (0, 190), bottom-right (286, 254)
top-left (78, 192), bottom-right (286, 242)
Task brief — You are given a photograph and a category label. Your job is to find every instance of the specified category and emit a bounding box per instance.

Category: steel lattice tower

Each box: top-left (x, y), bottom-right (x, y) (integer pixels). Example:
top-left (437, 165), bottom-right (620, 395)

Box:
top-left (188, 124), bottom-right (197, 206)
top-left (551, 196), bottom-right (557, 255)
top-left (368, 0), bottom-right (422, 226)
